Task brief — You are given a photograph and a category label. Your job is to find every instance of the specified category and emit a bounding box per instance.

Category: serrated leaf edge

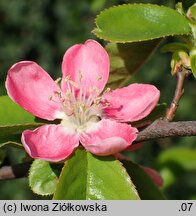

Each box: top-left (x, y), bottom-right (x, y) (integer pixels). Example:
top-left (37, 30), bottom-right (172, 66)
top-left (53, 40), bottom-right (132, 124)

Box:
top-left (53, 150), bottom-right (140, 200)
top-left (0, 123), bottom-right (43, 128)
top-left (115, 159), bottom-right (140, 199)
top-left (29, 160), bottom-right (60, 197)
top-left (93, 3), bottom-right (191, 43)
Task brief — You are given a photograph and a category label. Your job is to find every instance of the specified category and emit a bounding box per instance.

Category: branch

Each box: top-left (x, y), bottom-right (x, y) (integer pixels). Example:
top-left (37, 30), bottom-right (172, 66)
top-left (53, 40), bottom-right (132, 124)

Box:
top-left (135, 119), bottom-right (196, 143)
top-left (0, 161), bottom-right (31, 181)
top-left (166, 66), bottom-right (190, 121)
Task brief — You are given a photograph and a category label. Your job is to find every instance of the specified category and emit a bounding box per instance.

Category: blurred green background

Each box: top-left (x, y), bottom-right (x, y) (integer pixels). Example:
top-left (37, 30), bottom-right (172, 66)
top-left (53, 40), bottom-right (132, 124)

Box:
top-left (0, 0), bottom-right (195, 199)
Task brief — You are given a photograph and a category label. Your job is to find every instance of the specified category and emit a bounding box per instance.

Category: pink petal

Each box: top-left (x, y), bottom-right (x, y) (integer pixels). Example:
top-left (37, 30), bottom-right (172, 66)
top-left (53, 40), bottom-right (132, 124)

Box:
top-left (6, 61), bottom-right (64, 120)
top-left (80, 119), bottom-right (138, 156)
top-left (142, 166), bottom-right (163, 187)
top-left (22, 124), bottom-right (79, 162)
top-left (103, 83), bottom-right (160, 122)
top-left (61, 40), bottom-right (109, 94)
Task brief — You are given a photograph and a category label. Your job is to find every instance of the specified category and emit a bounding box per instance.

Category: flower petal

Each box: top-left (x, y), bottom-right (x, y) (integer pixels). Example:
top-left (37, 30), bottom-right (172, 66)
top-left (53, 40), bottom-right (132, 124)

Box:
top-left (22, 124), bottom-right (79, 162)
top-left (61, 40), bottom-right (109, 94)
top-left (103, 83), bottom-right (160, 122)
top-left (6, 61), bottom-right (64, 120)
top-left (80, 119), bottom-right (138, 156)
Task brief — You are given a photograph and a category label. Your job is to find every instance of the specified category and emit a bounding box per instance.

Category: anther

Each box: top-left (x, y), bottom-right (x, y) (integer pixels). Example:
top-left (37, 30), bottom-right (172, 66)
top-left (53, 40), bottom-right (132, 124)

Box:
top-left (97, 75), bottom-right (102, 81)
top-left (54, 91), bottom-right (62, 98)
top-left (65, 75), bottom-right (78, 88)
top-left (89, 86), bottom-right (101, 95)
top-left (55, 77), bottom-right (61, 84)
top-left (48, 95), bottom-right (52, 101)
top-left (103, 87), bottom-right (111, 94)
top-left (65, 75), bottom-right (71, 82)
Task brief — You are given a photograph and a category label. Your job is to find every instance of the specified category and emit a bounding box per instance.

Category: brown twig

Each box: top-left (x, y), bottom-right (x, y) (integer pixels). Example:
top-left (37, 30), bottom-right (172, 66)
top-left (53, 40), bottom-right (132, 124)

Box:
top-left (0, 161), bottom-right (31, 181)
top-left (166, 66), bottom-right (190, 121)
top-left (135, 119), bottom-right (196, 143)
top-left (0, 166), bottom-right (15, 180)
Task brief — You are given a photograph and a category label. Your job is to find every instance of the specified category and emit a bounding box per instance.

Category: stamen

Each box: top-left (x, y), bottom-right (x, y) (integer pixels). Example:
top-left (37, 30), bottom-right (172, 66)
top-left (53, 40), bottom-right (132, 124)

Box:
top-left (103, 87), bottom-right (111, 95)
top-left (48, 95), bottom-right (53, 101)
top-left (86, 92), bottom-right (95, 107)
top-left (48, 91), bottom-right (69, 114)
top-left (50, 73), bottom-right (111, 131)
top-left (55, 77), bottom-right (61, 84)
top-left (89, 86), bottom-right (101, 95)
top-left (101, 101), bottom-right (110, 109)
top-left (64, 75), bottom-right (70, 82)
top-left (97, 75), bottom-right (102, 81)
top-left (65, 75), bottom-right (78, 89)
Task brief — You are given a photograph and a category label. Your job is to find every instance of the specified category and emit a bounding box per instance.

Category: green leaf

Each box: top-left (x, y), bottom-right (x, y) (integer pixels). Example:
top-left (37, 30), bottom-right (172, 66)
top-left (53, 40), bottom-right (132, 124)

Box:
top-left (0, 124), bottom-right (42, 138)
top-left (106, 39), bottom-right (161, 89)
top-left (0, 133), bottom-right (23, 150)
top-left (161, 42), bottom-right (190, 53)
top-left (0, 140), bottom-right (23, 149)
top-left (0, 96), bottom-right (36, 125)
top-left (190, 47), bottom-right (196, 78)
top-left (106, 44), bottom-right (131, 89)
top-left (29, 159), bottom-right (62, 196)
top-left (156, 147), bottom-right (196, 171)
top-left (0, 96), bottom-right (43, 139)
top-left (122, 160), bottom-right (165, 200)
top-left (90, 0), bottom-right (106, 13)
top-left (156, 147), bottom-right (196, 189)
top-left (132, 103), bottom-right (167, 128)
top-left (53, 148), bottom-right (140, 200)
top-left (93, 4), bottom-right (191, 42)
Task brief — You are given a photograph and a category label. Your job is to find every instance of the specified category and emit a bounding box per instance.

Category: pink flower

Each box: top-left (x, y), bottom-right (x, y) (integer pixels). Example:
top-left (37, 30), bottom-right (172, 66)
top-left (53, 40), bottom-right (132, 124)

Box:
top-left (6, 40), bottom-right (160, 162)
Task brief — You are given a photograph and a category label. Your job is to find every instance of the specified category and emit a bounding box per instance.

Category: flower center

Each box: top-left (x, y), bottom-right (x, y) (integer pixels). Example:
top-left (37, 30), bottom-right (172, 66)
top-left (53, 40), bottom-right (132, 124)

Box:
top-left (50, 75), bottom-right (110, 133)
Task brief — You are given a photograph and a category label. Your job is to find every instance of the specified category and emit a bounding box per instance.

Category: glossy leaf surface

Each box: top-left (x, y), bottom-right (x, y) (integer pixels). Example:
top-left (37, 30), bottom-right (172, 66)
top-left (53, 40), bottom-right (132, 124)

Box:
top-left (93, 4), bottom-right (191, 42)
top-left (53, 148), bottom-right (140, 200)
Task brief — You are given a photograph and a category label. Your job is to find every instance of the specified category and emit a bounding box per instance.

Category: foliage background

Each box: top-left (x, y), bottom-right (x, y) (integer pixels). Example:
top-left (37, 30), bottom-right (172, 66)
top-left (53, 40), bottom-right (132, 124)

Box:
top-left (0, 0), bottom-right (195, 199)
